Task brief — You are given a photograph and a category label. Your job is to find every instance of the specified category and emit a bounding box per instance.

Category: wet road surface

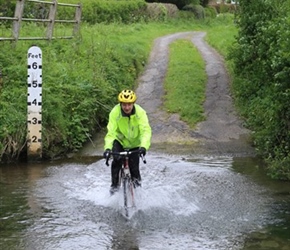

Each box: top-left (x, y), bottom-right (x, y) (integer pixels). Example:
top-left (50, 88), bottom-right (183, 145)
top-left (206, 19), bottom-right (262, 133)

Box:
top-left (1, 153), bottom-right (290, 250)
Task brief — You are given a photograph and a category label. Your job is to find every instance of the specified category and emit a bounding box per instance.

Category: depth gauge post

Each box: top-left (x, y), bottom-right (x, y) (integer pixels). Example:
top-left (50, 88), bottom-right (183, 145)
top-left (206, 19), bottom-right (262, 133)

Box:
top-left (27, 45), bottom-right (42, 160)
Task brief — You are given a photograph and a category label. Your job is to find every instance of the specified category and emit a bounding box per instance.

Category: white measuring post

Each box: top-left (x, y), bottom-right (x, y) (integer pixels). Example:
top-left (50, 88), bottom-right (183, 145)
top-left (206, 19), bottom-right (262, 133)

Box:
top-left (27, 46), bottom-right (42, 160)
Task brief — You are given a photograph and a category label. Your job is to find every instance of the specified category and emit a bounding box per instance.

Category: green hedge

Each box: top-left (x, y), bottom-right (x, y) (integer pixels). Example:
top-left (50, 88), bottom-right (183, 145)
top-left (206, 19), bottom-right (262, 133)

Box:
top-left (229, 0), bottom-right (290, 180)
top-left (56, 0), bottom-right (147, 24)
top-left (0, 0), bottom-right (147, 24)
top-left (182, 4), bottom-right (205, 19)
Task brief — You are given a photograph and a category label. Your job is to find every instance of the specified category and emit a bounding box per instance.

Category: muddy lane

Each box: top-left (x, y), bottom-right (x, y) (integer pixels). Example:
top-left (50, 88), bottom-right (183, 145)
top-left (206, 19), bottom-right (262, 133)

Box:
top-left (1, 153), bottom-right (290, 250)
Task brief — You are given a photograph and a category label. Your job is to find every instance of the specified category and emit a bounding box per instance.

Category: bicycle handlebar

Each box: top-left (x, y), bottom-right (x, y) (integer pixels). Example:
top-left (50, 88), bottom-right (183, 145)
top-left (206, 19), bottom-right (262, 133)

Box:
top-left (105, 149), bottom-right (147, 166)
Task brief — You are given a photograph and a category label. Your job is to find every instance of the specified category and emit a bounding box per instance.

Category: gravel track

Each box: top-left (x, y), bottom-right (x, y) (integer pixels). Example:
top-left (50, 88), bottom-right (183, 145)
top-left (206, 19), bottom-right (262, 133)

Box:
top-left (135, 31), bottom-right (255, 156)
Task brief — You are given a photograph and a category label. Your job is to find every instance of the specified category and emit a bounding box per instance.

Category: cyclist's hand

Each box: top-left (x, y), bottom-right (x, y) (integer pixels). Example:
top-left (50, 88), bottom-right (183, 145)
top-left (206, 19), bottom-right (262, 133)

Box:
top-left (139, 147), bottom-right (146, 156)
top-left (103, 149), bottom-right (111, 159)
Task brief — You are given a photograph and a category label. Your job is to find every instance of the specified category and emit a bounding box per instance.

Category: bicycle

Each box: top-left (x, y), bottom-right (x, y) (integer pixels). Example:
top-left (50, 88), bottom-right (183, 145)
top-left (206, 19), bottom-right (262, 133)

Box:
top-left (105, 149), bottom-right (146, 218)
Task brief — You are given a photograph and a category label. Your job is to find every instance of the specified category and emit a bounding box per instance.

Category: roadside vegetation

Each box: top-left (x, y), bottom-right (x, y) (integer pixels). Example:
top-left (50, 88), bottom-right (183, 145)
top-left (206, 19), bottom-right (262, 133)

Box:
top-left (228, 0), bottom-right (290, 180)
top-left (0, 0), bottom-right (289, 180)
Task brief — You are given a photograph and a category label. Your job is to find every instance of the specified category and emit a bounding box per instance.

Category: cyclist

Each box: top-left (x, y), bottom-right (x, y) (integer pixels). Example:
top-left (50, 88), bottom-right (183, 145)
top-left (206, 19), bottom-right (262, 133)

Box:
top-left (103, 89), bottom-right (152, 195)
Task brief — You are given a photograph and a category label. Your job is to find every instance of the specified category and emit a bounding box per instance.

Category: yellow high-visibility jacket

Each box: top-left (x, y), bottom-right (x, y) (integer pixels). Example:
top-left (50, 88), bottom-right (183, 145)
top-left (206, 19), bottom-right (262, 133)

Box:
top-left (104, 104), bottom-right (152, 150)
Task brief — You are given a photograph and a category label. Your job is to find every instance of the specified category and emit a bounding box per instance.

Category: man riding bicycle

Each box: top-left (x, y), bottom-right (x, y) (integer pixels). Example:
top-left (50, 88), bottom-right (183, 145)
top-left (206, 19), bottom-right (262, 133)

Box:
top-left (103, 89), bottom-right (152, 195)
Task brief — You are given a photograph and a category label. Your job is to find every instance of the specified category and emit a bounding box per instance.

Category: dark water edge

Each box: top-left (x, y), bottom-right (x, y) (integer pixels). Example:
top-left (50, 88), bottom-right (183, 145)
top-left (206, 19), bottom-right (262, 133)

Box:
top-left (231, 157), bottom-right (290, 250)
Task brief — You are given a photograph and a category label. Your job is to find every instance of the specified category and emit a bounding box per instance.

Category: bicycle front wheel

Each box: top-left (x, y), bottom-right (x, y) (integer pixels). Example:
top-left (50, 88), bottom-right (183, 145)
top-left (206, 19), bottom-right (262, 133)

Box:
top-left (122, 177), bottom-right (135, 217)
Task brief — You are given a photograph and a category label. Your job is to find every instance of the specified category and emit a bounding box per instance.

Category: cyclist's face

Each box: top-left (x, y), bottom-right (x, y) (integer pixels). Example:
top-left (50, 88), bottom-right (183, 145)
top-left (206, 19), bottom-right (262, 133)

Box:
top-left (121, 102), bottom-right (134, 114)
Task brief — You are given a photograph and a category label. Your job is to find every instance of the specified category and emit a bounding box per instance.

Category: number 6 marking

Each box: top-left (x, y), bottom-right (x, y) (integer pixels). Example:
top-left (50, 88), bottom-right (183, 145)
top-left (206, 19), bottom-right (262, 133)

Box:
top-left (32, 62), bottom-right (38, 69)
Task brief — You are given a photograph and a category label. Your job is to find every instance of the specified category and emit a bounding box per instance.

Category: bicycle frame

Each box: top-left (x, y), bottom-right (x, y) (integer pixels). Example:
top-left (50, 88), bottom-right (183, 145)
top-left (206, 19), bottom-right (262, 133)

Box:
top-left (105, 149), bottom-right (146, 217)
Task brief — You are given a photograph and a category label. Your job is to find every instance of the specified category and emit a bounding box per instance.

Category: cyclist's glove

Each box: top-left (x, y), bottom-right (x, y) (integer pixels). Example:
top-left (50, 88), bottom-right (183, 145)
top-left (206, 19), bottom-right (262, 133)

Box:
top-left (139, 147), bottom-right (146, 156)
top-left (103, 149), bottom-right (111, 159)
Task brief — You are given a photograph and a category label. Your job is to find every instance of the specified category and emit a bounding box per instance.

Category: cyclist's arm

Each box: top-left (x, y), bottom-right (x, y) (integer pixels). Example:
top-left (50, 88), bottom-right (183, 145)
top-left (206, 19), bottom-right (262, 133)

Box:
top-left (138, 108), bottom-right (152, 150)
top-left (104, 107), bottom-right (119, 150)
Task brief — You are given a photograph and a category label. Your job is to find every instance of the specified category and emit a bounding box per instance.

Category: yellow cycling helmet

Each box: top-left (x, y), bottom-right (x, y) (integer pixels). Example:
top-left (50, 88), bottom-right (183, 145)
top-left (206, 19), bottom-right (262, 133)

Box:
top-left (118, 89), bottom-right (137, 103)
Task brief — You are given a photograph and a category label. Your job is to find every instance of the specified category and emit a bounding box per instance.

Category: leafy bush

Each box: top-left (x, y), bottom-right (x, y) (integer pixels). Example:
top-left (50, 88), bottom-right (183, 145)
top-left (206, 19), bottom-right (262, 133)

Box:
top-left (80, 0), bottom-right (147, 24)
top-left (4, 0), bottom-right (148, 25)
top-left (204, 6), bottom-right (218, 18)
top-left (146, 3), bottom-right (179, 20)
top-left (182, 4), bottom-right (205, 19)
top-left (229, 0), bottom-right (290, 179)
top-left (268, 157), bottom-right (290, 181)
top-left (0, 0), bottom-right (15, 17)
top-left (145, 0), bottom-right (195, 10)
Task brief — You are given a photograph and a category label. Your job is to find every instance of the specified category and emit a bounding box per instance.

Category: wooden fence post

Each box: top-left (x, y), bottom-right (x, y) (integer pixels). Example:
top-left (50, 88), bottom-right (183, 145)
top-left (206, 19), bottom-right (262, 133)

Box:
top-left (46, 0), bottom-right (58, 40)
top-left (13, 0), bottom-right (25, 41)
top-left (73, 3), bottom-right (82, 36)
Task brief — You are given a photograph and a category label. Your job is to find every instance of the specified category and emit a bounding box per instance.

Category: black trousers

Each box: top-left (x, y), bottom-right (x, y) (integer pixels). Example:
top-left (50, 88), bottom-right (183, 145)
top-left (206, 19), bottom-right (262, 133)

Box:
top-left (111, 140), bottom-right (141, 186)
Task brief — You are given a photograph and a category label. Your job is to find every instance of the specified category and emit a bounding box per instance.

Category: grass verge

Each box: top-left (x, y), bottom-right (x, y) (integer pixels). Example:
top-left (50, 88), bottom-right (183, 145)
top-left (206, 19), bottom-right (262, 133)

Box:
top-left (164, 39), bottom-right (206, 127)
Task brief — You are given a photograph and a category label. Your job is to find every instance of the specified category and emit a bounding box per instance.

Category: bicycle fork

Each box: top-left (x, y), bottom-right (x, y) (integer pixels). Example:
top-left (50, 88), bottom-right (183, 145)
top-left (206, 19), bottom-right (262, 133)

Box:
top-left (123, 157), bottom-right (135, 209)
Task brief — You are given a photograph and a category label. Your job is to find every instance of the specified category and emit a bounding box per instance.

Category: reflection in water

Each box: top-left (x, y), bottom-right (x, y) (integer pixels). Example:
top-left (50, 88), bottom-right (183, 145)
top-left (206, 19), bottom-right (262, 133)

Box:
top-left (0, 155), bottom-right (290, 250)
top-left (232, 157), bottom-right (290, 249)
top-left (0, 162), bottom-right (47, 249)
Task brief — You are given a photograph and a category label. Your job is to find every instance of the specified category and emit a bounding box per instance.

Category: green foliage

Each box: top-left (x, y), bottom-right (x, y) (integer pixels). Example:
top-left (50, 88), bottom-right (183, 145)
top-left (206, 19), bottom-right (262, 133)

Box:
top-left (209, 2), bottom-right (239, 14)
top-left (182, 4), bottom-right (205, 19)
top-left (145, 0), bottom-right (194, 9)
top-left (57, 0), bottom-right (147, 24)
top-left (229, 0), bottom-right (290, 179)
top-left (205, 14), bottom-right (237, 57)
top-left (1, 0), bottom-right (147, 24)
top-left (267, 157), bottom-right (290, 181)
top-left (0, 0), bottom-right (15, 17)
top-left (188, 0), bottom-right (201, 5)
top-left (145, 3), bottom-right (170, 21)
top-left (220, 3), bottom-right (237, 13)
top-left (204, 6), bottom-right (218, 19)
top-left (0, 45), bottom-right (27, 161)
top-left (200, 0), bottom-right (210, 7)
top-left (145, 2), bottom-right (180, 21)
